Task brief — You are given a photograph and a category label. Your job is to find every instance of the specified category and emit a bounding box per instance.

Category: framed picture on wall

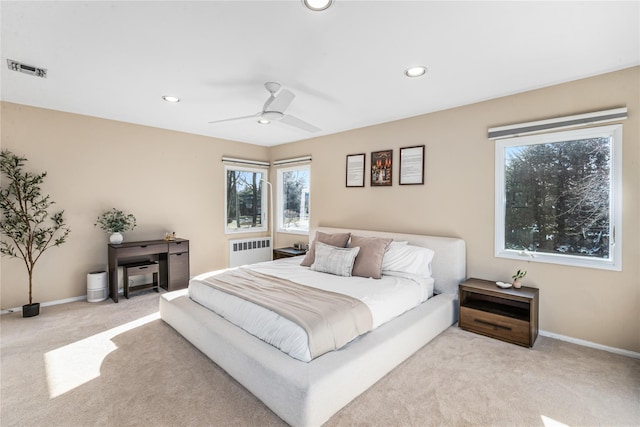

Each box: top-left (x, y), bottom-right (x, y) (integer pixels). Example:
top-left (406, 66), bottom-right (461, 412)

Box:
top-left (399, 145), bottom-right (425, 185)
top-left (346, 153), bottom-right (366, 187)
top-left (371, 149), bottom-right (392, 186)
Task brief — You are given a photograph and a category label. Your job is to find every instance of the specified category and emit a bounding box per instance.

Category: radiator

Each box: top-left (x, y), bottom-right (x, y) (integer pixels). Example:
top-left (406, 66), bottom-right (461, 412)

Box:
top-left (228, 237), bottom-right (272, 267)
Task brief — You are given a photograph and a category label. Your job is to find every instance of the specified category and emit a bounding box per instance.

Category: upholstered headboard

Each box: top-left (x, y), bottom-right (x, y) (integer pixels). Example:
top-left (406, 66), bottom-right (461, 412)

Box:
top-left (312, 227), bottom-right (466, 295)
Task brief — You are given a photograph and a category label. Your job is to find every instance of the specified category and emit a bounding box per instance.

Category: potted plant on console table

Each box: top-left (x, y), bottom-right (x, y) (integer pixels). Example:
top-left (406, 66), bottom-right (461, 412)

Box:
top-left (95, 208), bottom-right (136, 244)
top-left (0, 150), bottom-right (71, 317)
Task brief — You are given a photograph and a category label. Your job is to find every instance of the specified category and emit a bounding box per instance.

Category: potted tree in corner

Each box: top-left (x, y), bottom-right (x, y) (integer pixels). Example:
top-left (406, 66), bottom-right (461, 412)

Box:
top-left (0, 150), bottom-right (71, 317)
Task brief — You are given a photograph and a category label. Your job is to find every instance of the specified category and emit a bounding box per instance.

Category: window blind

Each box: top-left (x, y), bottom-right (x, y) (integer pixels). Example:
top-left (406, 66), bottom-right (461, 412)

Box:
top-left (488, 107), bottom-right (627, 140)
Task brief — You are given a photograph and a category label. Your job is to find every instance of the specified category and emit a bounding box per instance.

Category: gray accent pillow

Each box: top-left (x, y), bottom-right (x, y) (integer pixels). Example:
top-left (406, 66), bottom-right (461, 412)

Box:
top-left (300, 231), bottom-right (351, 267)
top-left (311, 242), bottom-right (360, 277)
top-left (349, 235), bottom-right (393, 279)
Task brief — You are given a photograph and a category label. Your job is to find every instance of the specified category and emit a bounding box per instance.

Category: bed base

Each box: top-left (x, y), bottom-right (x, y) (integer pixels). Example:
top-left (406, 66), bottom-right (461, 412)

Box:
top-left (160, 228), bottom-right (465, 426)
top-left (160, 290), bottom-right (457, 427)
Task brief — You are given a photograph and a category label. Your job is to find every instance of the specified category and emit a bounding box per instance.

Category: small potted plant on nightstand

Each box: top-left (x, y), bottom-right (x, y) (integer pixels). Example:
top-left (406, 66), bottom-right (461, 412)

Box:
top-left (95, 208), bottom-right (136, 244)
top-left (512, 269), bottom-right (527, 289)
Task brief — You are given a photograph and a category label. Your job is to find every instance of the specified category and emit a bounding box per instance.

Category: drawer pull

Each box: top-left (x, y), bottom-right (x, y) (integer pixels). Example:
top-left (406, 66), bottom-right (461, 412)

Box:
top-left (139, 266), bottom-right (148, 270)
top-left (140, 245), bottom-right (147, 248)
top-left (474, 318), bottom-right (512, 331)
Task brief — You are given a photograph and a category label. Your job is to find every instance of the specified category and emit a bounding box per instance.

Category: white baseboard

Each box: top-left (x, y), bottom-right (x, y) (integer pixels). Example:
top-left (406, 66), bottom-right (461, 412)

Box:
top-left (1, 295), bottom-right (87, 315)
top-left (0, 288), bottom-right (133, 315)
top-left (539, 329), bottom-right (640, 359)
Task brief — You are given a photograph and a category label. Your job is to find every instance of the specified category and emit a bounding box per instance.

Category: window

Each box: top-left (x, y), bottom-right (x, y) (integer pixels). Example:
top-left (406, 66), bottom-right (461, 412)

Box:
top-left (225, 165), bottom-right (267, 233)
top-left (495, 124), bottom-right (622, 270)
top-left (276, 165), bottom-right (310, 234)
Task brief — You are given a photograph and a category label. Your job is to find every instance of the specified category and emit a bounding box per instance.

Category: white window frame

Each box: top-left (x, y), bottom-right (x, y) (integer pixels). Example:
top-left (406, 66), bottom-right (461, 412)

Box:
top-left (495, 124), bottom-right (622, 271)
top-left (276, 164), bottom-right (310, 235)
top-left (224, 165), bottom-right (268, 234)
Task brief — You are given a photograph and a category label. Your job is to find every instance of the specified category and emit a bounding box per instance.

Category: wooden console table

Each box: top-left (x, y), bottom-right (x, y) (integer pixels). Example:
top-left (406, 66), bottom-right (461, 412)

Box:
top-left (107, 238), bottom-right (189, 302)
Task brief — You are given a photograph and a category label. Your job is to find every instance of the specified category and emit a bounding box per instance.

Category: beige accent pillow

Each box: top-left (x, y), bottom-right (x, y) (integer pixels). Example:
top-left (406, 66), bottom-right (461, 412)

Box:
top-left (300, 231), bottom-right (351, 267)
top-left (349, 235), bottom-right (392, 279)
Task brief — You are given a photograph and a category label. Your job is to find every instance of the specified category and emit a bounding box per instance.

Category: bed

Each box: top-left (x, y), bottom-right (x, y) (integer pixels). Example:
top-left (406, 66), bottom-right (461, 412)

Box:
top-left (159, 227), bottom-right (466, 426)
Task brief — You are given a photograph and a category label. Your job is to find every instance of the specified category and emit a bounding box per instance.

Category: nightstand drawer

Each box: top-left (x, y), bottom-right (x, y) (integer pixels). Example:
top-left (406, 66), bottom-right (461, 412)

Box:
top-left (460, 307), bottom-right (530, 346)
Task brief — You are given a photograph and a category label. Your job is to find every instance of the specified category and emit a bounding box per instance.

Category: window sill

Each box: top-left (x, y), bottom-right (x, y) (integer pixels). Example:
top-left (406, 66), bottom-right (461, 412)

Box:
top-left (495, 249), bottom-right (621, 271)
top-left (276, 229), bottom-right (309, 236)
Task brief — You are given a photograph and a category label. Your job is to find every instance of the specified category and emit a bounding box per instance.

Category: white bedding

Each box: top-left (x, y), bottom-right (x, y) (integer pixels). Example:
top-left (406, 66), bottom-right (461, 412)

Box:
top-left (188, 256), bottom-right (434, 362)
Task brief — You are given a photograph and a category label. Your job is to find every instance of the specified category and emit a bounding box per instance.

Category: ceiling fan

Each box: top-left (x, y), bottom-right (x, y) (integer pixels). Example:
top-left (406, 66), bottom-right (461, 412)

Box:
top-left (208, 82), bottom-right (321, 133)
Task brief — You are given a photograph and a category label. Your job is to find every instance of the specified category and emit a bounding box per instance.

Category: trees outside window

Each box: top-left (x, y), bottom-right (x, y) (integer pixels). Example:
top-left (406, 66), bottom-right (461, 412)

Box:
top-left (277, 165), bottom-right (310, 234)
top-left (495, 125), bottom-right (622, 270)
top-left (225, 166), bottom-right (267, 233)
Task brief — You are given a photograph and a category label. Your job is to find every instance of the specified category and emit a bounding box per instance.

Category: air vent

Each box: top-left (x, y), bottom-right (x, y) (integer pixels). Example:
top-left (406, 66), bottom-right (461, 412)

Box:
top-left (6, 59), bottom-right (47, 78)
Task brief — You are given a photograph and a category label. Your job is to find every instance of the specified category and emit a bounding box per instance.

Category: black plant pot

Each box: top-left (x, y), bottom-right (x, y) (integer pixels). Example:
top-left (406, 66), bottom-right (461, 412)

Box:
top-left (22, 302), bottom-right (40, 318)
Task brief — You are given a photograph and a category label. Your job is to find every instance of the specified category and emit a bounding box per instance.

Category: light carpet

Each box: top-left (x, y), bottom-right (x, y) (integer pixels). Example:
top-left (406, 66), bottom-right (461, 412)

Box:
top-left (1, 291), bottom-right (638, 426)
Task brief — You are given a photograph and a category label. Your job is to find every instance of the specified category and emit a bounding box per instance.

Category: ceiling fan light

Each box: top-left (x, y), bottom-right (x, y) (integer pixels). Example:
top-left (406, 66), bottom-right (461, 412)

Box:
top-left (162, 95), bottom-right (180, 103)
top-left (404, 66), bottom-right (427, 78)
top-left (258, 119), bottom-right (270, 125)
top-left (303, 0), bottom-right (333, 11)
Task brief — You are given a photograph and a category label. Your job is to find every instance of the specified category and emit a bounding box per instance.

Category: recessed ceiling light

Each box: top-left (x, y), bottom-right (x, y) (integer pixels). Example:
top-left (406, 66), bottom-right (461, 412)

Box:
top-left (404, 66), bottom-right (427, 78)
top-left (258, 119), bottom-right (270, 125)
top-left (162, 95), bottom-right (180, 103)
top-left (303, 0), bottom-right (333, 11)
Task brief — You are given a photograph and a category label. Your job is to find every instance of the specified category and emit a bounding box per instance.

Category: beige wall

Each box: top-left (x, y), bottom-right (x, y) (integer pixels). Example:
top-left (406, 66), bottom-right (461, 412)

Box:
top-left (1, 66), bottom-right (638, 353)
top-left (0, 102), bottom-right (269, 309)
top-left (271, 66), bottom-right (640, 353)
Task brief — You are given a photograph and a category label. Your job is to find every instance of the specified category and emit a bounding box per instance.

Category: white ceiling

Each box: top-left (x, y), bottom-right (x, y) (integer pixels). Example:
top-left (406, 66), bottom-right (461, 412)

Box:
top-left (1, 1), bottom-right (638, 147)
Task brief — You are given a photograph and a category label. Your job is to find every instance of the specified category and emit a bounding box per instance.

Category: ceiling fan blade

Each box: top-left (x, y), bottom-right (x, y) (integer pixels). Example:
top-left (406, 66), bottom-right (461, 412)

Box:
top-left (267, 88), bottom-right (295, 113)
top-left (280, 114), bottom-right (321, 133)
top-left (208, 113), bottom-right (260, 124)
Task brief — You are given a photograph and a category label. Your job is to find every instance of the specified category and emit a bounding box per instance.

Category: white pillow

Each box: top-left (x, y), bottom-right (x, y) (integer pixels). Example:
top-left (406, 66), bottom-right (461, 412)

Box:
top-left (311, 241), bottom-right (361, 277)
top-left (388, 240), bottom-right (409, 248)
top-left (382, 244), bottom-right (435, 278)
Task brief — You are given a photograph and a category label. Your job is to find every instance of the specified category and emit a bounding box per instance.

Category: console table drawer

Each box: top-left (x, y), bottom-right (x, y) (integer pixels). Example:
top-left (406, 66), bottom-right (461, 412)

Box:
top-left (169, 241), bottom-right (189, 254)
top-left (117, 243), bottom-right (167, 258)
top-left (460, 307), bottom-right (530, 346)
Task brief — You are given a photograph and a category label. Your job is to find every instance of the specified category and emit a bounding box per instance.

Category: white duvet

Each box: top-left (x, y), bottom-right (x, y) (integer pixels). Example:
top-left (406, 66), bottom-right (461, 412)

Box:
top-left (188, 257), bottom-right (434, 362)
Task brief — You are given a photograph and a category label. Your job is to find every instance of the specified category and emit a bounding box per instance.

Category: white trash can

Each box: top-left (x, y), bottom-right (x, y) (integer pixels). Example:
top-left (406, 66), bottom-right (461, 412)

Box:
top-left (87, 271), bottom-right (108, 302)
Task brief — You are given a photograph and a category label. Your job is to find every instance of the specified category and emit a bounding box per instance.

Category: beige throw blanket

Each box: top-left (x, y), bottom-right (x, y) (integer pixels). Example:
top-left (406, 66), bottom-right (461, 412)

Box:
top-left (199, 268), bottom-right (373, 359)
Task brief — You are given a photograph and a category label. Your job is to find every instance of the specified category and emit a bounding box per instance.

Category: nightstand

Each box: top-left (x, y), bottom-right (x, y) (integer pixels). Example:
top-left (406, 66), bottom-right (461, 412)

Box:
top-left (273, 247), bottom-right (307, 260)
top-left (458, 278), bottom-right (539, 347)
